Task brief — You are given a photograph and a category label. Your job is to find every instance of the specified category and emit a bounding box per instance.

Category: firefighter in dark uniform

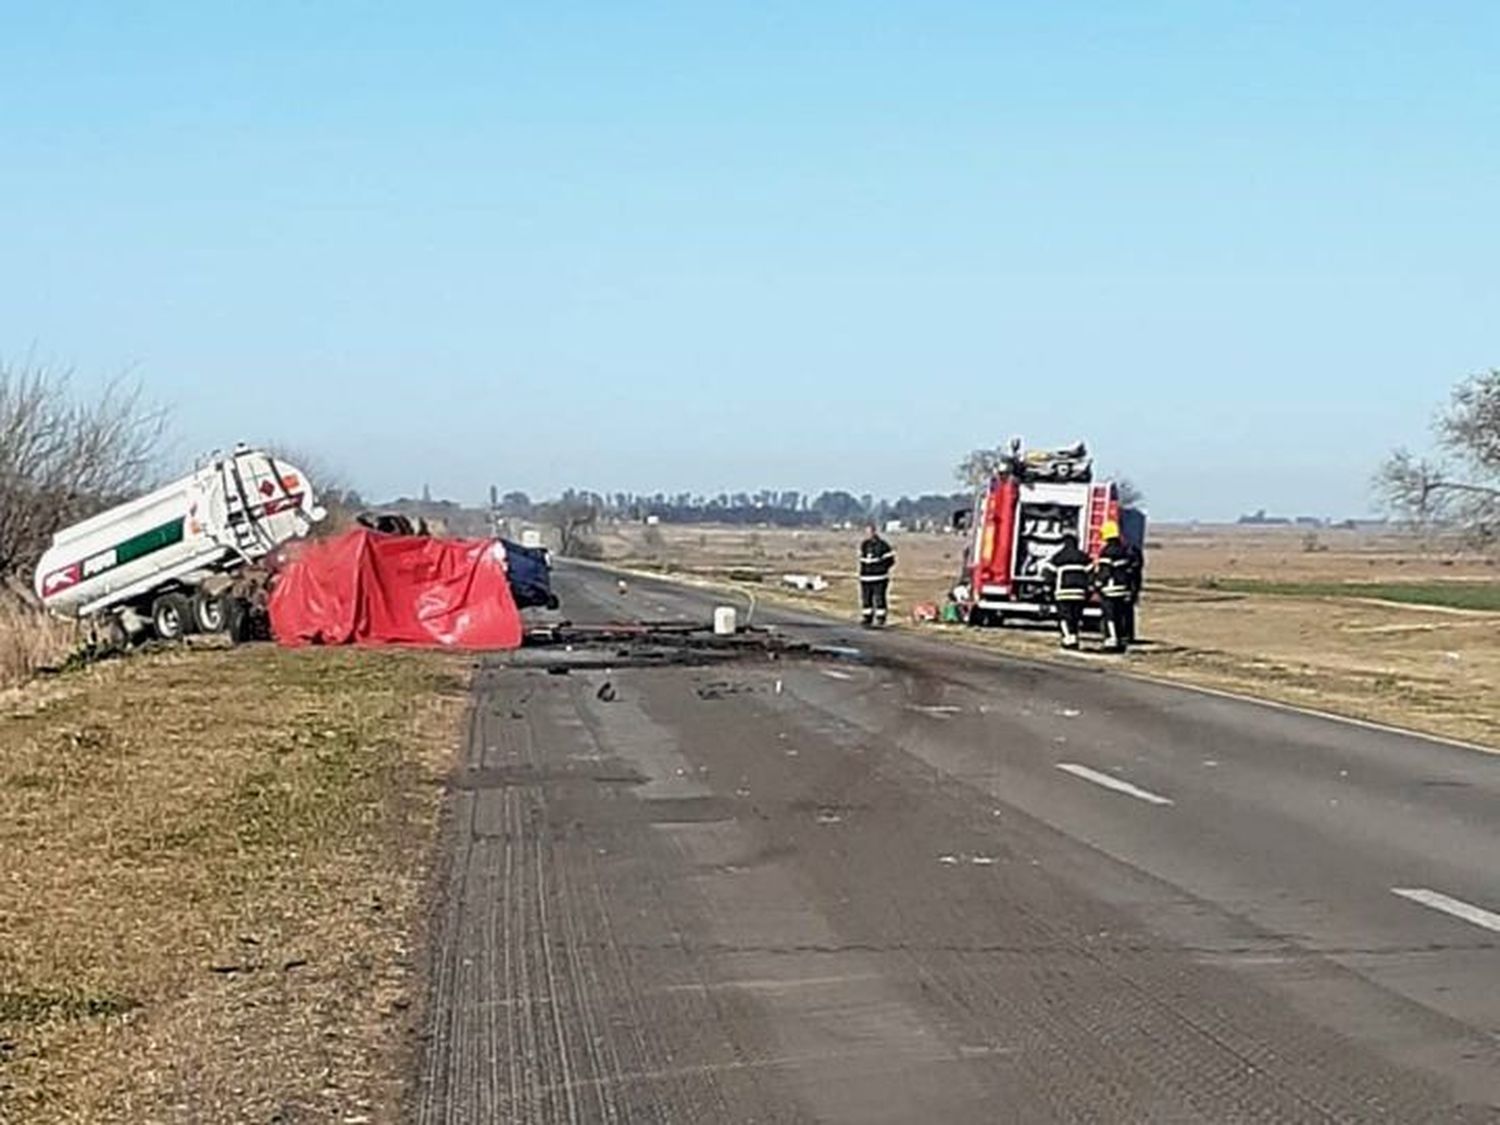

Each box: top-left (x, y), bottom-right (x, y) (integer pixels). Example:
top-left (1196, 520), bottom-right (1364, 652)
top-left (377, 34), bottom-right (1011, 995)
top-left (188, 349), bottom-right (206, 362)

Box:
top-left (1042, 532), bottom-right (1092, 649)
top-left (1094, 519), bottom-right (1136, 653)
top-left (857, 524), bottom-right (895, 626)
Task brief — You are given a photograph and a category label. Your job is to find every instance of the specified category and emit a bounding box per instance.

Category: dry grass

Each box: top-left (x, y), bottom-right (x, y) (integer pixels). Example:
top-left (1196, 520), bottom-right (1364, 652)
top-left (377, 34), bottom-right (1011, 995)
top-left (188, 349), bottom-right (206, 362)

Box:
top-left (0, 601), bottom-right (77, 690)
top-left (603, 523), bottom-right (1500, 748)
top-left (0, 644), bottom-right (469, 1123)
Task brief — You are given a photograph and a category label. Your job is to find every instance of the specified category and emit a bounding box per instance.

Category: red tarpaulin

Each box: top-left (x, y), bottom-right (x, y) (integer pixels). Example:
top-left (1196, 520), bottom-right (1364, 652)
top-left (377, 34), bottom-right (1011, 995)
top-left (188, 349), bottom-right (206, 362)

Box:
top-left (269, 529), bottom-right (523, 649)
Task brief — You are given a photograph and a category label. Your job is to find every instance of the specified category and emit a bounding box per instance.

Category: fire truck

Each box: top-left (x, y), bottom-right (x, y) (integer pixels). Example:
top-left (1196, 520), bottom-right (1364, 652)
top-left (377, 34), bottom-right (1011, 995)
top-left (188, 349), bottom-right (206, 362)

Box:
top-left (958, 440), bottom-right (1145, 626)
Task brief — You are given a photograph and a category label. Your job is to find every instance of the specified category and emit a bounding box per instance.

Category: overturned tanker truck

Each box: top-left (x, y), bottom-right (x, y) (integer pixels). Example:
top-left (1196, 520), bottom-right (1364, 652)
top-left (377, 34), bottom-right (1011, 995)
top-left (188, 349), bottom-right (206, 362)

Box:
top-left (33, 445), bottom-right (325, 646)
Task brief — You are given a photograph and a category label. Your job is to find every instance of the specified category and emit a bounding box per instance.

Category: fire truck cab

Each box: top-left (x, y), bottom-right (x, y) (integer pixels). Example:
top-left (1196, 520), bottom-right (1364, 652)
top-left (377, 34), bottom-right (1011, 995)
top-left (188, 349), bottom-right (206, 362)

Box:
top-left (959, 440), bottom-right (1145, 626)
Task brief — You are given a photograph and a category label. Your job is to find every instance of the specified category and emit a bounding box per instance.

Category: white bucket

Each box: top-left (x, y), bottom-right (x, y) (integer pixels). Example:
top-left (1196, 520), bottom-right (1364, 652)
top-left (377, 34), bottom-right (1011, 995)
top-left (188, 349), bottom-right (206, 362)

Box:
top-left (713, 606), bottom-right (737, 636)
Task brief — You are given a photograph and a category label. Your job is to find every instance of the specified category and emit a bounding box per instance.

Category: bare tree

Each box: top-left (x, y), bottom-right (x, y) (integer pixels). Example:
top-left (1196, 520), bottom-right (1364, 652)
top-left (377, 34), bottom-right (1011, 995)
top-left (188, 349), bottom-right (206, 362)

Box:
top-left (541, 499), bottom-right (601, 558)
top-left (0, 360), bottom-right (168, 578)
top-left (1377, 369), bottom-right (1500, 540)
top-left (1115, 477), bottom-right (1146, 507)
top-left (954, 447), bottom-right (1006, 490)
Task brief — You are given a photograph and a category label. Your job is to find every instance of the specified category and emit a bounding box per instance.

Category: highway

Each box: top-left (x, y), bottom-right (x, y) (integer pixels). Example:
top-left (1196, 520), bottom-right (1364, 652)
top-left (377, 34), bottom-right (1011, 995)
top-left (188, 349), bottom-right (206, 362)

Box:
top-left (417, 563), bottom-right (1500, 1123)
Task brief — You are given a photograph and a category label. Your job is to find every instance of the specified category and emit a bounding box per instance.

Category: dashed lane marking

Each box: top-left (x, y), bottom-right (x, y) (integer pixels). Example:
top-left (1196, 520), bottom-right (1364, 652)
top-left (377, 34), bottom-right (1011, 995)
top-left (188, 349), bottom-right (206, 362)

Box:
top-left (1391, 887), bottom-right (1500, 934)
top-left (1056, 762), bottom-right (1174, 806)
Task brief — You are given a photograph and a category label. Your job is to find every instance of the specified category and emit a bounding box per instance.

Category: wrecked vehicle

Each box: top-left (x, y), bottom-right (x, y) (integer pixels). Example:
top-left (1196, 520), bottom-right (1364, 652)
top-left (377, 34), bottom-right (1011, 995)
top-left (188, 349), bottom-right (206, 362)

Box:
top-left (33, 445), bottom-right (325, 644)
top-left (499, 538), bottom-right (560, 610)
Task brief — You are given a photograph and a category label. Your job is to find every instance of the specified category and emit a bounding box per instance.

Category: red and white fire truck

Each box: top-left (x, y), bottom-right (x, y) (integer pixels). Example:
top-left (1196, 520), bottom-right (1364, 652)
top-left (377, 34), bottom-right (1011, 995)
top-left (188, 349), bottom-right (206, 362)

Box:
top-left (958, 440), bottom-right (1145, 626)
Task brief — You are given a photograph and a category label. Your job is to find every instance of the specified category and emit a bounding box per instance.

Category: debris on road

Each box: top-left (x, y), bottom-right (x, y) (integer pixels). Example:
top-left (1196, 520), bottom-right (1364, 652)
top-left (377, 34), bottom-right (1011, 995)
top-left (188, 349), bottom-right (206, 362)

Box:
top-left (696, 679), bottom-right (756, 700)
top-left (517, 621), bottom-right (869, 672)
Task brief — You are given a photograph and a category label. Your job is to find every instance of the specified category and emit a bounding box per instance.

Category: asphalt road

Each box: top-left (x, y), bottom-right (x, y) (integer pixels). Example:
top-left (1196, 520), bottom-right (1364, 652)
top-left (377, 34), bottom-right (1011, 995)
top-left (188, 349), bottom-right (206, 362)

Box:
top-left (416, 564), bottom-right (1500, 1123)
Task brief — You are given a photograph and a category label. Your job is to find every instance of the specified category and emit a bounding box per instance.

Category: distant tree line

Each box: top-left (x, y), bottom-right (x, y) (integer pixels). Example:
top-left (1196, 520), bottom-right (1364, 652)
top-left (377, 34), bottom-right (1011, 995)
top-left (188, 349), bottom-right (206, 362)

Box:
top-left (489, 488), bottom-right (972, 530)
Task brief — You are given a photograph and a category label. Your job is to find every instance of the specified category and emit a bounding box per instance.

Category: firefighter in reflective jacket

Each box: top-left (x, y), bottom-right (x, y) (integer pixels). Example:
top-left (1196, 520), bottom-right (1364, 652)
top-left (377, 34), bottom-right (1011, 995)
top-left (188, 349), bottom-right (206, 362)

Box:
top-left (857, 524), bottom-right (896, 626)
top-left (1094, 520), bottom-right (1136, 653)
top-left (1042, 532), bottom-right (1092, 649)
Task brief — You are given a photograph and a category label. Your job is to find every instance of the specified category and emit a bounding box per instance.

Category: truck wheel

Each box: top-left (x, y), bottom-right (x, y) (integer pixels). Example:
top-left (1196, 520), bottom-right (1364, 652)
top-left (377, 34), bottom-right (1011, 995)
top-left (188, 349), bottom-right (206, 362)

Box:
top-left (193, 589), bottom-right (227, 633)
top-left (98, 615), bottom-right (129, 655)
top-left (151, 593), bottom-right (192, 641)
top-left (222, 597), bottom-right (253, 645)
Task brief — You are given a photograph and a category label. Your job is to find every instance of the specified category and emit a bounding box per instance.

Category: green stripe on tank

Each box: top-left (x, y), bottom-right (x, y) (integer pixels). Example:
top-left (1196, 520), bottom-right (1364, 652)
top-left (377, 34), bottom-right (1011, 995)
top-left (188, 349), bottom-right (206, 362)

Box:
top-left (115, 518), bottom-right (185, 565)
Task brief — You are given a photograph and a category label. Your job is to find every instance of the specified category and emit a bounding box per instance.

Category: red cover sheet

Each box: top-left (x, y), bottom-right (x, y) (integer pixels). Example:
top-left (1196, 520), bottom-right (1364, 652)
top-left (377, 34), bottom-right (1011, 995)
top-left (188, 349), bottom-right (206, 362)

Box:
top-left (269, 529), bottom-right (523, 649)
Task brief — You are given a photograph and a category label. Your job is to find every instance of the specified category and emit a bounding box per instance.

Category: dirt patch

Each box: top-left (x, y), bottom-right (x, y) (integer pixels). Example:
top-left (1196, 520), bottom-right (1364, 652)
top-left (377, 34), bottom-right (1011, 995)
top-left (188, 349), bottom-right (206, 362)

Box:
top-left (0, 644), bottom-right (469, 1123)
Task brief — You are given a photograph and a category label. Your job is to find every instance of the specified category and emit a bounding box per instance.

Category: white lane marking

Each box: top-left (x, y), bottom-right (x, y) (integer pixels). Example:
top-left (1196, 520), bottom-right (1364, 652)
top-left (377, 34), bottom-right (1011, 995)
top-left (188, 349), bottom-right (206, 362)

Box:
top-left (1391, 888), bottom-right (1500, 934)
top-left (1056, 762), bottom-right (1174, 806)
top-left (821, 669), bottom-right (853, 681)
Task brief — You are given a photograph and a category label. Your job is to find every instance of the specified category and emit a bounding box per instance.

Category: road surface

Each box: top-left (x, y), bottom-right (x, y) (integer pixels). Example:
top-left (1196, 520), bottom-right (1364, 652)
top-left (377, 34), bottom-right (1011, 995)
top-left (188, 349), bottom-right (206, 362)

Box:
top-left (416, 564), bottom-right (1500, 1122)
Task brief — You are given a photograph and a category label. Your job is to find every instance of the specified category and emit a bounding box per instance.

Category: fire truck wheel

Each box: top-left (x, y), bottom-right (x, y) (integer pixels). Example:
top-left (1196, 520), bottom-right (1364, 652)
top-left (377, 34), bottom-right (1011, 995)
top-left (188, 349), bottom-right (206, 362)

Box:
top-left (192, 589), bottom-right (227, 633)
top-left (151, 592), bottom-right (192, 641)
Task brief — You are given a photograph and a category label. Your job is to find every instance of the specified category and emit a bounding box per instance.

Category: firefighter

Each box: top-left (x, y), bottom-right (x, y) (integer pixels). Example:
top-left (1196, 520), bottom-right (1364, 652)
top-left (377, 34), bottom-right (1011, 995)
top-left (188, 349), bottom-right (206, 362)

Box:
top-left (1094, 520), bottom-right (1136, 653)
top-left (857, 523), bottom-right (896, 626)
top-left (1042, 532), bottom-right (1091, 649)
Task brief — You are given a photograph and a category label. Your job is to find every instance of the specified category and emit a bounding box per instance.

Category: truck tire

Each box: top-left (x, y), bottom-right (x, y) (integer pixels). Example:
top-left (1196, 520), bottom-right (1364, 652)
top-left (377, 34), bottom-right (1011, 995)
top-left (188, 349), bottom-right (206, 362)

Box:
top-left (193, 589), bottom-right (227, 633)
top-left (222, 597), bottom-right (253, 645)
top-left (151, 593), bottom-right (192, 641)
top-left (97, 615), bottom-right (129, 655)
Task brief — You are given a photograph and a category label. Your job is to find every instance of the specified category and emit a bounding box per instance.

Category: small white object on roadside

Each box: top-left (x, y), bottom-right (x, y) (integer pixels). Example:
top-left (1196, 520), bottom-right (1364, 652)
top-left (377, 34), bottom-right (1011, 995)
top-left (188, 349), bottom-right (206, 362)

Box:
top-left (781, 573), bottom-right (829, 592)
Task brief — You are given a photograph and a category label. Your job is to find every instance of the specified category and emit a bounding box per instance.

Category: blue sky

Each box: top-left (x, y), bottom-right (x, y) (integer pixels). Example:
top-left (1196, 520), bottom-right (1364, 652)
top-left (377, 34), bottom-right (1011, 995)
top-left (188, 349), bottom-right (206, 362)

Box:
top-left (2, 2), bottom-right (1495, 519)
